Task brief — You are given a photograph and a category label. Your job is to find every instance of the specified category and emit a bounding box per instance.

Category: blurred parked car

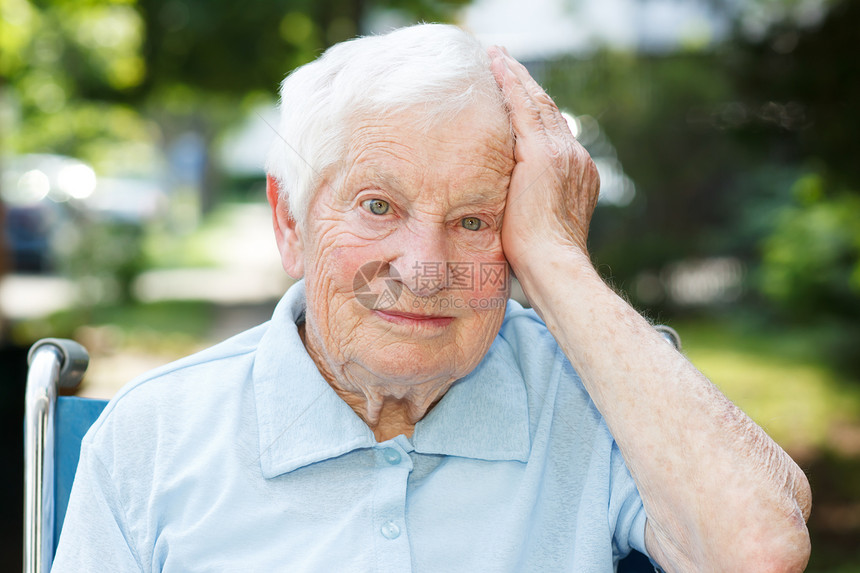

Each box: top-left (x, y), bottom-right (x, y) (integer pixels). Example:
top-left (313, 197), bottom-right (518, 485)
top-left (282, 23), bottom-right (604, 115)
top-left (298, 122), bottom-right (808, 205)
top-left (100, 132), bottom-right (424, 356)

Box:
top-left (1, 155), bottom-right (167, 274)
top-left (84, 177), bottom-right (168, 223)
top-left (1, 155), bottom-right (95, 273)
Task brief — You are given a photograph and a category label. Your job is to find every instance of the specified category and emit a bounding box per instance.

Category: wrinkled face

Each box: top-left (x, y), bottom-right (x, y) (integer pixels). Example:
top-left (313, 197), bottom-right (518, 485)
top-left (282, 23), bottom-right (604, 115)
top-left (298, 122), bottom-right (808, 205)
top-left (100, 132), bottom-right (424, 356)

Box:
top-left (297, 107), bottom-right (515, 386)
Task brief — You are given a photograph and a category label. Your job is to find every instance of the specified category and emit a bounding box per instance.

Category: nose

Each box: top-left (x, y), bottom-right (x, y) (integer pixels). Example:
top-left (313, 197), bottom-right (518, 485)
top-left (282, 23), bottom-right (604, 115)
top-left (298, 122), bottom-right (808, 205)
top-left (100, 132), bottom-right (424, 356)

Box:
top-left (390, 225), bottom-right (450, 298)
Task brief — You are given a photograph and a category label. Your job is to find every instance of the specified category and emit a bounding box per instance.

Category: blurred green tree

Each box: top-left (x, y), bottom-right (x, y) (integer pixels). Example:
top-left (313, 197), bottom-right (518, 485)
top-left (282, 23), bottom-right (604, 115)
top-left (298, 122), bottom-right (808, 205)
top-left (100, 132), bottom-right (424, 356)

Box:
top-left (0, 0), bottom-right (153, 167)
top-left (760, 174), bottom-right (860, 316)
top-left (0, 0), bottom-right (469, 303)
top-left (540, 0), bottom-right (859, 371)
top-left (1, 0), bottom-right (470, 173)
top-left (3, 0), bottom-right (858, 351)
top-left (726, 0), bottom-right (860, 371)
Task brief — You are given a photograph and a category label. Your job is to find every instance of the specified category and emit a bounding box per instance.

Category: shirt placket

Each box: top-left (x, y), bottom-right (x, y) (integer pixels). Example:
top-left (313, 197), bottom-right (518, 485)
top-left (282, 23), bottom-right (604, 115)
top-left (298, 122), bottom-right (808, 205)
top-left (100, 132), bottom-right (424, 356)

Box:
top-left (372, 437), bottom-right (414, 571)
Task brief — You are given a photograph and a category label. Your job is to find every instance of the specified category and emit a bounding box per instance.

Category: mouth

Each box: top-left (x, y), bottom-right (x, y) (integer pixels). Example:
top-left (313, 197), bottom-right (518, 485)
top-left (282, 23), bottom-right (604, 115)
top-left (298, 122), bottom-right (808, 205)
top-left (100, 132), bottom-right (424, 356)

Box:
top-left (373, 310), bottom-right (455, 328)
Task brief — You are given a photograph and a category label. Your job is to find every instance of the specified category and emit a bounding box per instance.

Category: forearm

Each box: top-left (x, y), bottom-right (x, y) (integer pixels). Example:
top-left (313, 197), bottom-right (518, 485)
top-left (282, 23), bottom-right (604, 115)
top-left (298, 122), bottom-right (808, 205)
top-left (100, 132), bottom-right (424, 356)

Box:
top-left (489, 43), bottom-right (811, 570)
top-left (516, 246), bottom-right (811, 572)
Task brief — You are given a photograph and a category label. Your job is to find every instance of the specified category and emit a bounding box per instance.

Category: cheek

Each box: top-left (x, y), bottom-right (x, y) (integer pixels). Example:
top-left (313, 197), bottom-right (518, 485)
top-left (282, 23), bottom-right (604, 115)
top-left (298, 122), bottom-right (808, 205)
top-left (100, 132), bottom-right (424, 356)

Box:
top-left (447, 227), bottom-right (508, 288)
top-left (306, 246), bottom-right (373, 316)
top-left (306, 224), bottom-right (387, 285)
top-left (453, 274), bottom-right (508, 373)
top-left (305, 237), bottom-right (399, 337)
top-left (452, 251), bottom-right (509, 353)
top-left (459, 246), bottom-right (510, 307)
top-left (467, 251), bottom-right (510, 338)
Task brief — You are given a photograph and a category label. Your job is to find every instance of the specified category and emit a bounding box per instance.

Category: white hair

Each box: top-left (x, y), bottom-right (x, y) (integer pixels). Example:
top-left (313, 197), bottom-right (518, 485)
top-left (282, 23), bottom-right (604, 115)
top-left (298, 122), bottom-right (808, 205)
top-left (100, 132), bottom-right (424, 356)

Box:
top-left (265, 23), bottom-right (507, 225)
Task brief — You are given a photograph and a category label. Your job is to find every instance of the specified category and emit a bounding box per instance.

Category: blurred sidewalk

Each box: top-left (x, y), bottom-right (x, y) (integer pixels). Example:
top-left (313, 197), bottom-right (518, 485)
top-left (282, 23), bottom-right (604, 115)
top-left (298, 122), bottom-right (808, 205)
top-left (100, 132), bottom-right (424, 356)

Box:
top-left (1, 203), bottom-right (293, 398)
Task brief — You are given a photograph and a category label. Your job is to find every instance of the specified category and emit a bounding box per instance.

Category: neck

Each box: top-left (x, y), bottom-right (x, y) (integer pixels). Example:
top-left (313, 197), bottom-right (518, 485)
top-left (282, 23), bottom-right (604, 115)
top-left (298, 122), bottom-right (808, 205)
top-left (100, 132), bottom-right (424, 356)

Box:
top-left (299, 323), bottom-right (455, 442)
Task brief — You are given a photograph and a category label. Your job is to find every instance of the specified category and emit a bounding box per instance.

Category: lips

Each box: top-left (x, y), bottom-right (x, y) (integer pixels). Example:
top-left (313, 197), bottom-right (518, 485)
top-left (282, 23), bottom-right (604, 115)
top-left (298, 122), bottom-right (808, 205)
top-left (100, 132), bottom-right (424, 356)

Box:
top-left (373, 310), bottom-right (454, 328)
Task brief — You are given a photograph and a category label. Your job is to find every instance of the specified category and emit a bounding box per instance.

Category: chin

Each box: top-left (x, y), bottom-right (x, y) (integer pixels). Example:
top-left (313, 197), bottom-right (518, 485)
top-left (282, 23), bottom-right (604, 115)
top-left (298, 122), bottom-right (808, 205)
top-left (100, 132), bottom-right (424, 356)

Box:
top-left (359, 348), bottom-right (467, 385)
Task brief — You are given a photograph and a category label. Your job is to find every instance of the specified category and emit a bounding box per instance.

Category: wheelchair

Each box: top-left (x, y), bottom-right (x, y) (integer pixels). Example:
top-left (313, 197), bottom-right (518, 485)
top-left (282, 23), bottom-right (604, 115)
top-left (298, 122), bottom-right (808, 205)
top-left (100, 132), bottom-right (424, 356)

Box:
top-left (24, 332), bottom-right (678, 572)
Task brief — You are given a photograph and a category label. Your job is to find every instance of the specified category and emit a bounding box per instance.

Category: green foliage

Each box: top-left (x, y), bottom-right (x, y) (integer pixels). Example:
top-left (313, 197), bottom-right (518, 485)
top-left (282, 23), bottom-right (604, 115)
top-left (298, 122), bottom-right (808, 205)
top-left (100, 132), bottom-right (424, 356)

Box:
top-left (0, 0), bottom-right (155, 173)
top-left (11, 299), bottom-right (213, 347)
top-left (538, 2), bottom-right (860, 380)
top-left (678, 316), bottom-right (860, 453)
top-left (1, 0), bottom-right (469, 306)
top-left (760, 173), bottom-right (860, 318)
top-left (541, 49), bottom-right (747, 282)
top-left (544, 9), bottom-right (857, 281)
top-left (2, 0), bottom-right (471, 158)
top-left (53, 211), bottom-right (148, 304)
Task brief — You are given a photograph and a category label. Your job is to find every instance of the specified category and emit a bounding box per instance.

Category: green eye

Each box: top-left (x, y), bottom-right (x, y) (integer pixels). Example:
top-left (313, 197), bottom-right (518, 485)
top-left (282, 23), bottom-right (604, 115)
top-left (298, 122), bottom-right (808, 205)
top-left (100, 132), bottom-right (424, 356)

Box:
top-left (461, 217), bottom-right (483, 231)
top-left (363, 199), bottom-right (390, 215)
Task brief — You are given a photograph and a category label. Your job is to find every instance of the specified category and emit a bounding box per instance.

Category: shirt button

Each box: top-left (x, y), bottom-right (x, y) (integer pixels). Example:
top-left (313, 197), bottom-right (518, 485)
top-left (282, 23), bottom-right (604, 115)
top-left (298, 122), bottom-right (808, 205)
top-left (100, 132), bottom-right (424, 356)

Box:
top-left (382, 447), bottom-right (402, 465)
top-left (380, 520), bottom-right (401, 540)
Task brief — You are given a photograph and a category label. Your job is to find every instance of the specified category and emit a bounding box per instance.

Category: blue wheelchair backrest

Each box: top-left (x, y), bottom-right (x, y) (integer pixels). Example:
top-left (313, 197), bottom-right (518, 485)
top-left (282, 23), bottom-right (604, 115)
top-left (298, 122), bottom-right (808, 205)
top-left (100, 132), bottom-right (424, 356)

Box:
top-left (54, 396), bottom-right (108, 554)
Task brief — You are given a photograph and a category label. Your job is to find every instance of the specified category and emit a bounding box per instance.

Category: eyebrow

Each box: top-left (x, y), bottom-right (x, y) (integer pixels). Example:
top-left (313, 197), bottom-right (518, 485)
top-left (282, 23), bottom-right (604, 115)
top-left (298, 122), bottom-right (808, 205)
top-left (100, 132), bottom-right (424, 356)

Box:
top-left (337, 166), bottom-right (406, 199)
top-left (459, 188), bottom-right (507, 205)
top-left (341, 165), bottom-right (507, 209)
top-left (368, 169), bottom-right (408, 195)
top-left (436, 184), bottom-right (509, 208)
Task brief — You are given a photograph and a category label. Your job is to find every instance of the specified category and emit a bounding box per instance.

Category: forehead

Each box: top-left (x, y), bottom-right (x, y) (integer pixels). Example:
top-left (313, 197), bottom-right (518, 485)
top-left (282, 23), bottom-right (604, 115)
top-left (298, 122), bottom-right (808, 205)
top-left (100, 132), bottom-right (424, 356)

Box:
top-left (337, 107), bottom-right (514, 203)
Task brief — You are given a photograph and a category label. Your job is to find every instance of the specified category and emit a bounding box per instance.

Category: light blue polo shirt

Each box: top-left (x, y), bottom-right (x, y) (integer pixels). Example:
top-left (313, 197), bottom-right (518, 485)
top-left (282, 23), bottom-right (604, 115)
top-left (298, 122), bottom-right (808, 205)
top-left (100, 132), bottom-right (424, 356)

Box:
top-left (53, 280), bottom-right (651, 572)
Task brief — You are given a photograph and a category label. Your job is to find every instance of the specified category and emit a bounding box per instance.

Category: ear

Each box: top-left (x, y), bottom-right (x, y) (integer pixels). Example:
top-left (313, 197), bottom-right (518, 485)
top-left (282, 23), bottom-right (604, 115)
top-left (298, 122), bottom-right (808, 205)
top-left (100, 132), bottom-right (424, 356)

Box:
top-left (266, 174), bottom-right (304, 278)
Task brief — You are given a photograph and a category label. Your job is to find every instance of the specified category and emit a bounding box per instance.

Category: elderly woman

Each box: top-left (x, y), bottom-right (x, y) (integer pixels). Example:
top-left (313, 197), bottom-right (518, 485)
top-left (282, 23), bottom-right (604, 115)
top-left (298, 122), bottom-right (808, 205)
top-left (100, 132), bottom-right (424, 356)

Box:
top-left (54, 24), bottom-right (810, 572)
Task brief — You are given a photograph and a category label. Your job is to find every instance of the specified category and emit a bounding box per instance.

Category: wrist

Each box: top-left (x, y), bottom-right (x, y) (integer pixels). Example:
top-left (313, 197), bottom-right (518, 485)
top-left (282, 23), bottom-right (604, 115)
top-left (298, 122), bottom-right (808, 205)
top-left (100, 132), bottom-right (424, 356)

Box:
top-left (511, 242), bottom-right (594, 288)
top-left (510, 243), bottom-right (604, 313)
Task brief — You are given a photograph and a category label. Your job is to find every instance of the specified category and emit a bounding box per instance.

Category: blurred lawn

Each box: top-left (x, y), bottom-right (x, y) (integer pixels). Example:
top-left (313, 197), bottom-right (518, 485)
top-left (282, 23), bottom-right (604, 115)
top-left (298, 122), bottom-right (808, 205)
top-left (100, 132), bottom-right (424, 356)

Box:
top-left (13, 300), bottom-right (214, 350)
top-left (677, 318), bottom-right (860, 455)
top-left (676, 317), bottom-right (860, 572)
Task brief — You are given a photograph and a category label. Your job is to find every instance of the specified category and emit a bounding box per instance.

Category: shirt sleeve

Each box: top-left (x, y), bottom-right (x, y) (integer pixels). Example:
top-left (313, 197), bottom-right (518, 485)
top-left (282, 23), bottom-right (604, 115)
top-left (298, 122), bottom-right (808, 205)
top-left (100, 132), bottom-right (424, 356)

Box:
top-left (51, 444), bottom-right (142, 572)
top-left (608, 438), bottom-right (650, 562)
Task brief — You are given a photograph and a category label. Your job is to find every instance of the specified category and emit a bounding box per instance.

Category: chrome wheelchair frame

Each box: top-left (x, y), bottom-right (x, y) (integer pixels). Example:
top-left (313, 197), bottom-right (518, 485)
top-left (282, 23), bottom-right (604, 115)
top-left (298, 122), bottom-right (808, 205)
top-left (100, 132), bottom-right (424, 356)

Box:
top-left (24, 339), bottom-right (89, 573)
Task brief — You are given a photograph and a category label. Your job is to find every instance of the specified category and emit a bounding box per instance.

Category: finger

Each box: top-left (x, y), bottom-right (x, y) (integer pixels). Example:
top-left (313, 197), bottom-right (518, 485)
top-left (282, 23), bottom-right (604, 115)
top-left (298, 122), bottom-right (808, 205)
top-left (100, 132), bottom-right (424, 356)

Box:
top-left (490, 50), bottom-right (580, 166)
top-left (504, 55), bottom-right (558, 112)
top-left (499, 52), bottom-right (571, 134)
top-left (489, 48), bottom-right (597, 203)
top-left (489, 50), bottom-right (548, 160)
top-left (488, 48), bottom-right (537, 125)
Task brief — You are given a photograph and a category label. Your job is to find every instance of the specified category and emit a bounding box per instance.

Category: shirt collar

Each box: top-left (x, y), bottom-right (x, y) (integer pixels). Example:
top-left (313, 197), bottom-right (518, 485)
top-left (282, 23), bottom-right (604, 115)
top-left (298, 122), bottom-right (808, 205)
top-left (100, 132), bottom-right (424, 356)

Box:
top-left (253, 280), bottom-right (531, 478)
top-left (411, 336), bottom-right (531, 463)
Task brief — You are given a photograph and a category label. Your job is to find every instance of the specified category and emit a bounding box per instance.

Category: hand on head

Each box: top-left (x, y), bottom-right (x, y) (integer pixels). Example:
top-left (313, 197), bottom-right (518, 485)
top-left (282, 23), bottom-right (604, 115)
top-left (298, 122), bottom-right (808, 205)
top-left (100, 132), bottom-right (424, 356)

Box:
top-left (487, 46), bottom-right (601, 273)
